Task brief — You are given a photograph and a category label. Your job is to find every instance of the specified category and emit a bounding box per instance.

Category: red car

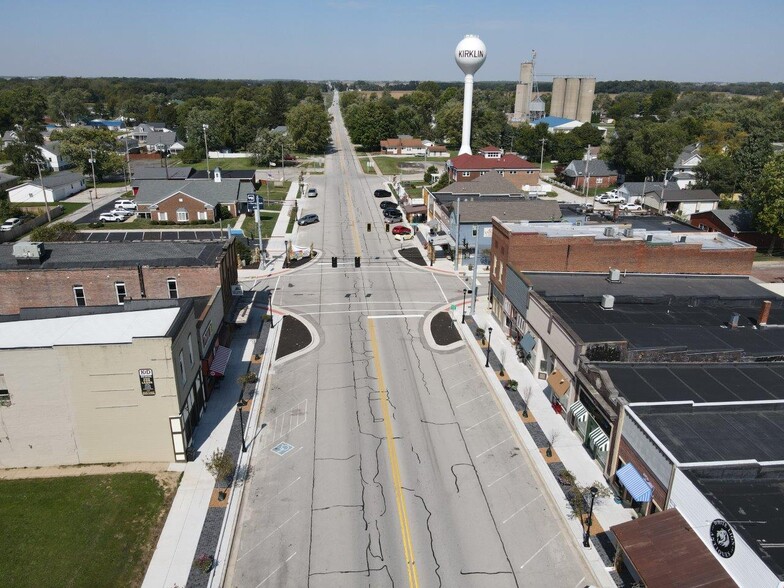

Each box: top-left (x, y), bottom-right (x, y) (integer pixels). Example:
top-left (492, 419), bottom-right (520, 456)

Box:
top-left (392, 225), bottom-right (412, 235)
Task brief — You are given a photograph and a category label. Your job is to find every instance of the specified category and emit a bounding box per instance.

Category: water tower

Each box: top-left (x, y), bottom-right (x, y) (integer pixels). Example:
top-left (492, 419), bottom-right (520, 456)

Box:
top-left (455, 35), bottom-right (486, 155)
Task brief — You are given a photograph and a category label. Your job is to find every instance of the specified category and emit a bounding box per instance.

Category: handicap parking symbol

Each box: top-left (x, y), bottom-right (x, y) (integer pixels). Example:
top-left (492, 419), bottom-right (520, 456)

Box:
top-left (272, 442), bottom-right (294, 456)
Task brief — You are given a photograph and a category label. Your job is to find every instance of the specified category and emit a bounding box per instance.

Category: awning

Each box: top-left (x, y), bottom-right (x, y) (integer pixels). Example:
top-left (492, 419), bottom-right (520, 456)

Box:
top-left (569, 400), bottom-right (588, 422)
top-left (403, 204), bottom-right (427, 214)
top-left (589, 427), bottom-right (610, 452)
top-left (616, 463), bottom-right (653, 503)
top-left (519, 332), bottom-right (536, 355)
top-left (546, 369), bottom-right (570, 398)
top-left (209, 345), bottom-right (232, 377)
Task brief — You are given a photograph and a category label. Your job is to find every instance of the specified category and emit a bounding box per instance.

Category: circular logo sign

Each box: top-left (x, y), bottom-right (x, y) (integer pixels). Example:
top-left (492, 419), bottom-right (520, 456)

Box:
top-left (710, 519), bottom-right (735, 558)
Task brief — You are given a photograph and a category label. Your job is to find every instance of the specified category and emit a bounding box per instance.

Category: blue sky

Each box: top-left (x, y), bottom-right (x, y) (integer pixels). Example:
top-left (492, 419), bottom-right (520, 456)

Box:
top-left (2, 0), bottom-right (782, 82)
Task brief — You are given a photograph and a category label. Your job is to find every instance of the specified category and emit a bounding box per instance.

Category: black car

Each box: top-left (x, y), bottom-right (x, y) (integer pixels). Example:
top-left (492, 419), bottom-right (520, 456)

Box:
top-left (380, 201), bottom-right (398, 210)
top-left (383, 208), bottom-right (402, 218)
top-left (374, 189), bottom-right (392, 198)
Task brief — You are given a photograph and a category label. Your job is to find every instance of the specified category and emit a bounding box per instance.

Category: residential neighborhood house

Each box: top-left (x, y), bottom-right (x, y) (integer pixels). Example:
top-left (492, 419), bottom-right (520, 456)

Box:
top-left (559, 159), bottom-right (618, 189)
top-left (7, 170), bottom-right (85, 203)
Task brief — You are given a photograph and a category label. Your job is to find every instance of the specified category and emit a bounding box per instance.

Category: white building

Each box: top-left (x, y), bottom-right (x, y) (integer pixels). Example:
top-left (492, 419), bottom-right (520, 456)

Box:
top-left (7, 171), bottom-right (85, 204)
top-left (38, 141), bottom-right (70, 171)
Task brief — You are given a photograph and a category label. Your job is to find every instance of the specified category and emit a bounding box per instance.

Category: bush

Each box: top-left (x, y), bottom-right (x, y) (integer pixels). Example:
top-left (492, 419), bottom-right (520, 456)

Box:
top-left (204, 449), bottom-right (235, 484)
top-left (151, 220), bottom-right (159, 225)
top-left (30, 221), bottom-right (79, 242)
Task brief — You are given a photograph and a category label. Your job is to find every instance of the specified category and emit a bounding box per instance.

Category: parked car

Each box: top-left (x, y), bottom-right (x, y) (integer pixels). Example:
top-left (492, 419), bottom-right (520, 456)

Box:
top-left (99, 212), bottom-right (123, 222)
top-left (0, 217), bottom-right (22, 231)
top-left (114, 199), bottom-right (137, 210)
top-left (307, 188), bottom-right (318, 198)
top-left (111, 208), bottom-right (134, 219)
top-left (297, 214), bottom-right (319, 226)
top-left (392, 225), bottom-right (412, 235)
top-left (619, 203), bottom-right (643, 212)
top-left (374, 189), bottom-right (391, 198)
top-left (383, 208), bottom-right (402, 218)
top-left (595, 194), bottom-right (625, 204)
top-left (380, 201), bottom-right (398, 210)
top-left (384, 215), bottom-right (403, 224)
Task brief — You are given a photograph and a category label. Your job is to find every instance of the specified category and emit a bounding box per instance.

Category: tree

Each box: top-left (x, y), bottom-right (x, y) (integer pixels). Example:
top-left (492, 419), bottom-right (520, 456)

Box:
top-left (286, 102), bottom-right (330, 154)
top-left (435, 100), bottom-right (463, 147)
top-left (48, 89), bottom-right (89, 125)
top-left (250, 129), bottom-right (292, 166)
top-left (744, 153), bottom-right (784, 252)
top-left (695, 154), bottom-right (738, 196)
top-left (229, 99), bottom-right (264, 150)
top-left (50, 127), bottom-right (123, 180)
top-left (732, 130), bottom-right (774, 195)
top-left (342, 99), bottom-right (395, 150)
top-left (646, 88), bottom-right (677, 117)
top-left (607, 119), bottom-right (687, 180)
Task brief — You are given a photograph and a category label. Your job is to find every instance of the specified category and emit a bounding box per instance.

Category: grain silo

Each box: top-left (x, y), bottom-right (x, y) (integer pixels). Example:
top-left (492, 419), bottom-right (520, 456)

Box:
top-left (550, 77), bottom-right (566, 118)
top-left (513, 61), bottom-right (533, 121)
top-left (563, 77), bottom-right (580, 120)
top-left (576, 77), bottom-right (596, 122)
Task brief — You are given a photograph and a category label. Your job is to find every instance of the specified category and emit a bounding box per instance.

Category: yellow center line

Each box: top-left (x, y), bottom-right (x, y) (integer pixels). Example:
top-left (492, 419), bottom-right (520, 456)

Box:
top-left (368, 318), bottom-right (419, 588)
top-left (334, 117), bottom-right (362, 257)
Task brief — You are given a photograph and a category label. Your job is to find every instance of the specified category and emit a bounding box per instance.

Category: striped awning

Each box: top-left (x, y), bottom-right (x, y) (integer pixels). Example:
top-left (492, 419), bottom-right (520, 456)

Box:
top-left (616, 463), bottom-right (653, 503)
top-left (589, 427), bottom-right (610, 452)
top-left (569, 400), bottom-right (588, 422)
top-left (209, 345), bottom-right (232, 377)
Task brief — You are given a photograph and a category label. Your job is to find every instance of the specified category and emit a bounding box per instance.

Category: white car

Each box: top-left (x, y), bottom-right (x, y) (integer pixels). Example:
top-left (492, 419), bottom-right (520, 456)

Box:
top-left (99, 212), bottom-right (123, 222)
top-left (619, 203), bottom-right (643, 212)
top-left (111, 208), bottom-right (134, 219)
top-left (114, 199), bottom-right (137, 211)
top-left (307, 188), bottom-right (318, 198)
top-left (595, 194), bottom-right (625, 204)
top-left (0, 217), bottom-right (22, 231)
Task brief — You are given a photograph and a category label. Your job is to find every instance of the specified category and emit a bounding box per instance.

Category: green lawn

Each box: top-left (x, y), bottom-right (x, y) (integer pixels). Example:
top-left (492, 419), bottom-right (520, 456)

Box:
top-left (241, 210), bottom-right (280, 237)
top-left (93, 180), bottom-right (130, 188)
top-left (357, 157), bottom-right (376, 174)
top-left (175, 157), bottom-right (256, 171)
top-left (256, 180), bottom-right (291, 203)
top-left (0, 473), bottom-right (177, 588)
top-left (23, 201), bottom-right (88, 217)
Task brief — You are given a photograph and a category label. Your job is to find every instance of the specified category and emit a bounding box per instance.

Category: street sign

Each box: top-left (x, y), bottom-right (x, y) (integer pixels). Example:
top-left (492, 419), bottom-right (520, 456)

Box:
top-left (450, 304), bottom-right (457, 311)
top-left (246, 193), bottom-right (257, 212)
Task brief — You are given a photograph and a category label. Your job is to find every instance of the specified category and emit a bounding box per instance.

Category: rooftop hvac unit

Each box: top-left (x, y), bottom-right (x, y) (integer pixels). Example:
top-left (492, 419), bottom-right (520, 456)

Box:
top-left (624, 228), bottom-right (635, 238)
top-left (678, 236), bottom-right (687, 243)
top-left (608, 268), bottom-right (621, 283)
top-left (646, 234), bottom-right (654, 242)
top-left (604, 227), bottom-right (615, 237)
top-left (601, 294), bottom-right (615, 310)
top-left (12, 241), bottom-right (44, 260)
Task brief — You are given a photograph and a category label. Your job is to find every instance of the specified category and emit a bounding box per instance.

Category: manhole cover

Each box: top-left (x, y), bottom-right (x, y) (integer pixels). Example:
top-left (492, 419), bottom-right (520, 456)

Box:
top-left (272, 442), bottom-right (294, 456)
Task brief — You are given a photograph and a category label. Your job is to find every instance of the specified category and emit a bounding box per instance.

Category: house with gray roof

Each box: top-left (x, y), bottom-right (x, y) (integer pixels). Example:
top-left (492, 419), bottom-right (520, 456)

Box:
top-left (134, 171), bottom-right (254, 222)
top-left (560, 159), bottom-right (618, 190)
top-left (690, 207), bottom-right (774, 250)
top-left (0, 172), bottom-right (20, 190)
top-left (7, 171), bottom-right (85, 203)
top-left (2, 130), bottom-right (18, 149)
top-left (671, 143), bottom-right (702, 188)
top-left (145, 130), bottom-right (179, 152)
top-left (38, 141), bottom-right (71, 171)
top-left (643, 187), bottom-right (719, 219)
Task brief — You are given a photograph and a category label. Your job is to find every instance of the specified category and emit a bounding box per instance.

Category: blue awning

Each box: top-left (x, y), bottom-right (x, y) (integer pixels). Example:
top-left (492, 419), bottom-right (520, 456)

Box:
top-left (519, 332), bottom-right (536, 354)
top-left (616, 463), bottom-right (653, 503)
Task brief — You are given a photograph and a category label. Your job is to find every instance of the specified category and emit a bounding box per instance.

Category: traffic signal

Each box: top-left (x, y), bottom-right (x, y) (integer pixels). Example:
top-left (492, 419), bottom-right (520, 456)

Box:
top-left (331, 256), bottom-right (337, 268)
top-left (367, 223), bottom-right (371, 232)
top-left (354, 257), bottom-right (360, 268)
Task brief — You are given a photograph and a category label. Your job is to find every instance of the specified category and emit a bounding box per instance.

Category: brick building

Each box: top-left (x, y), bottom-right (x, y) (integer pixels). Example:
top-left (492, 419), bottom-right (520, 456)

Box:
top-left (0, 240), bottom-right (238, 316)
top-left (489, 218), bottom-right (756, 282)
top-left (559, 159), bottom-right (618, 189)
top-left (691, 208), bottom-right (774, 251)
top-left (446, 146), bottom-right (540, 188)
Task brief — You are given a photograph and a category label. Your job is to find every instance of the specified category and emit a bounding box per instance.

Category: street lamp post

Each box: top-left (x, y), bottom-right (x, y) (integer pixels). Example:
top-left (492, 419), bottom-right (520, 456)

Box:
top-left (236, 400), bottom-right (248, 453)
top-left (583, 486), bottom-right (599, 547)
top-left (485, 326), bottom-right (493, 367)
top-left (429, 238), bottom-right (434, 266)
top-left (461, 288), bottom-right (467, 324)
top-left (202, 124), bottom-right (210, 178)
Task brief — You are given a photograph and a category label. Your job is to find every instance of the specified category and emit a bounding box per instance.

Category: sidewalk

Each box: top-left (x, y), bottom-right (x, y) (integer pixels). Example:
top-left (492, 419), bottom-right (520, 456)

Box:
top-left (459, 296), bottom-right (635, 585)
top-left (142, 301), bottom-right (275, 588)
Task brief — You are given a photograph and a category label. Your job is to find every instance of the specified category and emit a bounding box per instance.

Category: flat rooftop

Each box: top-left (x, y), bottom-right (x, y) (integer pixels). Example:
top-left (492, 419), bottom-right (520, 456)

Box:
top-left (0, 307), bottom-right (182, 348)
top-left (630, 402), bottom-right (784, 464)
top-left (596, 363), bottom-right (784, 403)
top-left (525, 272), bottom-right (781, 303)
top-left (0, 241), bottom-right (227, 270)
top-left (687, 466), bottom-right (784, 581)
top-left (500, 221), bottom-right (752, 250)
top-left (550, 300), bottom-right (784, 356)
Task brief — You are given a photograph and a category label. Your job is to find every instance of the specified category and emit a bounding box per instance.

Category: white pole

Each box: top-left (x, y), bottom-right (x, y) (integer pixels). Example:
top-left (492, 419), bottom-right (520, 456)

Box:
top-left (88, 149), bottom-right (97, 213)
top-left (458, 73), bottom-right (475, 156)
top-left (453, 197), bottom-right (460, 272)
top-left (470, 224), bottom-right (479, 315)
top-left (203, 124), bottom-right (210, 179)
top-left (35, 161), bottom-right (51, 223)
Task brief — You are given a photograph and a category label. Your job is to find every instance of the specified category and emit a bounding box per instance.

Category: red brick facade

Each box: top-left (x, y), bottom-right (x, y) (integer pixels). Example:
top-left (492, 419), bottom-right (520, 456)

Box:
top-left (617, 437), bottom-right (668, 511)
top-left (690, 211), bottom-right (774, 251)
top-left (489, 219), bottom-right (755, 294)
top-left (0, 241), bottom-right (237, 315)
top-left (564, 174), bottom-right (618, 190)
top-left (450, 169), bottom-right (541, 187)
top-left (137, 192), bottom-right (238, 223)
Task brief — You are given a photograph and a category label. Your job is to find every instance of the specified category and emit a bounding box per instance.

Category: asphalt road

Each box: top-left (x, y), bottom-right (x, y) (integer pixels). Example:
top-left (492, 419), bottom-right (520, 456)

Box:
top-left (227, 92), bottom-right (598, 587)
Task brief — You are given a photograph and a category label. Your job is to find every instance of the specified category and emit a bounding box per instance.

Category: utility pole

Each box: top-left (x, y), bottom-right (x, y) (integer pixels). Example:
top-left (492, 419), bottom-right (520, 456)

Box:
top-left (87, 149), bottom-right (97, 213)
top-left (202, 124), bottom-right (210, 179)
top-left (281, 142), bottom-right (285, 181)
top-left (33, 160), bottom-right (52, 223)
top-left (470, 223), bottom-right (479, 317)
top-left (539, 138), bottom-right (547, 173)
top-left (123, 135), bottom-right (131, 195)
top-left (660, 168), bottom-right (671, 214)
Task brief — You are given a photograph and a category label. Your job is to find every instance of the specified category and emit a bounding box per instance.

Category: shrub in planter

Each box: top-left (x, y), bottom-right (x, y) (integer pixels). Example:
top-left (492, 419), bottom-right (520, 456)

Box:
top-left (204, 448), bottom-right (235, 490)
top-left (194, 553), bottom-right (215, 574)
top-left (475, 327), bottom-right (486, 345)
top-left (237, 372), bottom-right (258, 386)
top-left (151, 220), bottom-right (160, 225)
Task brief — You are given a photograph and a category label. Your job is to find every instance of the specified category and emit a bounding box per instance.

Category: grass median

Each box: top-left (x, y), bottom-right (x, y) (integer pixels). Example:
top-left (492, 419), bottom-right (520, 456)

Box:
top-left (0, 472), bottom-right (179, 588)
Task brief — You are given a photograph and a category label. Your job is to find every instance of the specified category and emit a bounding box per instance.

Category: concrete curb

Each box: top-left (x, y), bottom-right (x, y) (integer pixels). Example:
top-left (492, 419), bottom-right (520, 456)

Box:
top-left (456, 317), bottom-right (615, 588)
top-left (208, 309), bottom-right (283, 588)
